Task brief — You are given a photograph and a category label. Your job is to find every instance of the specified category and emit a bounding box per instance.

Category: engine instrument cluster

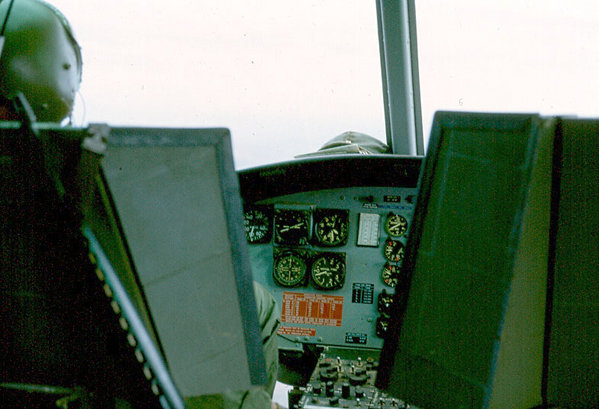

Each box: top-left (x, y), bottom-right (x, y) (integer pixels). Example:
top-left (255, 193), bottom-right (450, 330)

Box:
top-left (238, 155), bottom-right (422, 351)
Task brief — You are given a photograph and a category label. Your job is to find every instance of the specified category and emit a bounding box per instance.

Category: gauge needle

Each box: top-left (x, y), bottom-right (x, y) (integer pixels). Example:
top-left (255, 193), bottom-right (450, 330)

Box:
top-left (280, 223), bottom-right (303, 232)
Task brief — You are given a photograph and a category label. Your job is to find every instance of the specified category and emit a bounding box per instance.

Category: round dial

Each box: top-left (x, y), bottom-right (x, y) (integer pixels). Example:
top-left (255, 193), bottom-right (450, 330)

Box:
top-left (310, 252), bottom-right (346, 290)
top-left (243, 206), bottom-right (272, 244)
top-left (314, 210), bottom-right (349, 247)
top-left (381, 262), bottom-right (400, 287)
top-left (383, 238), bottom-right (405, 262)
top-left (384, 213), bottom-right (408, 237)
top-left (274, 209), bottom-right (310, 245)
top-left (273, 251), bottom-right (307, 287)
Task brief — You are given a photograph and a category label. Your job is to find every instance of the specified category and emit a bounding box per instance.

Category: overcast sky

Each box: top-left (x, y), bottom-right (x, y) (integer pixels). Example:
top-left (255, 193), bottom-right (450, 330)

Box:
top-left (50, 0), bottom-right (599, 169)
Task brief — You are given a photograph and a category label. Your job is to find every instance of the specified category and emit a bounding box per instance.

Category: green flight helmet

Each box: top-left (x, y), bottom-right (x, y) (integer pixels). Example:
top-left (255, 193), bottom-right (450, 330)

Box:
top-left (0, 0), bottom-right (82, 122)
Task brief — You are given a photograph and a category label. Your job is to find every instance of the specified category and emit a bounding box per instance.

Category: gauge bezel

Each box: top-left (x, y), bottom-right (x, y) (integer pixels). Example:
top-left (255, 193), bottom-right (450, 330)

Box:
top-left (273, 249), bottom-right (308, 287)
top-left (243, 205), bottom-right (273, 244)
top-left (274, 208), bottom-right (311, 246)
top-left (381, 262), bottom-right (400, 287)
top-left (310, 252), bottom-right (346, 290)
top-left (384, 213), bottom-right (408, 238)
top-left (383, 238), bottom-right (405, 262)
top-left (313, 208), bottom-right (350, 247)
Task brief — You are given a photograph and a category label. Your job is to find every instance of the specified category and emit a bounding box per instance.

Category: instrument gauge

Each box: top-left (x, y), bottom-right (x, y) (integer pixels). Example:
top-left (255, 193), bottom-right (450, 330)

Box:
top-left (310, 252), bottom-right (346, 290)
top-left (384, 213), bottom-right (408, 237)
top-left (313, 209), bottom-right (350, 247)
top-left (243, 205), bottom-right (272, 244)
top-left (381, 262), bottom-right (400, 287)
top-left (274, 209), bottom-right (310, 246)
top-left (273, 250), bottom-right (307, 287)
top-left (383, 238), bottom-right (405, 262)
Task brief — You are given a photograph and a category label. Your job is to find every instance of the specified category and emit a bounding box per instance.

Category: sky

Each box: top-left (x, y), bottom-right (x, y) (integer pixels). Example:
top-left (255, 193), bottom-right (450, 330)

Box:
top-left (49, 0), bottom-right (385, 169)
top-left (48, 0), bottom-right (599, 169)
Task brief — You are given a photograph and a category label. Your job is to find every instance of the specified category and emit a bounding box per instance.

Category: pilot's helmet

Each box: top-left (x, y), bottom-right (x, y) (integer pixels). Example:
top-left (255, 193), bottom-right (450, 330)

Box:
top-left (0, 0), bottom-right (82, 122)
top-left (295, 131), bottom-right (390, 158)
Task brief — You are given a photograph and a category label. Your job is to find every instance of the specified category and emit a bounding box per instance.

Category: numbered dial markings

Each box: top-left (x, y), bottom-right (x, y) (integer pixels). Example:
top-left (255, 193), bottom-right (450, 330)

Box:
top-left (243, 206), bottom-right (272, 244)
top-left (384, 213), bottom-right (408, 237)
top-left (273, 251), bottom-right (307, 287)
top-left (383, 238), bottom-right (405, 262)
top-left (274, 209), bottom-right (310, 246)
top-left (314, 210), bottom-right (350, 247)
top-left (381, 263), bottom-right (400, 287)
top-left (310, 253), bottom-right (346, 290)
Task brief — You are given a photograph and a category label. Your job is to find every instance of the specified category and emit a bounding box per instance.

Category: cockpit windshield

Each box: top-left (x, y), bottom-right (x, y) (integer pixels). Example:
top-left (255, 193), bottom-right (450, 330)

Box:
top-left (51, 0), bottom-right (599, 168)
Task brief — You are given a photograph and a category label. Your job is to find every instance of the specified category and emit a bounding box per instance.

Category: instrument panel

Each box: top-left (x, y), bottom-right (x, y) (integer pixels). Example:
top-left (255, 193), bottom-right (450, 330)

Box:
top-left (238, 155), bottom-right (422, 351)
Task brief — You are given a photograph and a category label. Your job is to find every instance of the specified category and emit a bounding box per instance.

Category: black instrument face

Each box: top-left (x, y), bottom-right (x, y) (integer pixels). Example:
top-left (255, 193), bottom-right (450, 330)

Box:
top-left (274, 209), bottom-right (310, 246)
top-left (313, 209), bottom-right (350, 247)
top-left (381, 262), bottom-right (400, 287)
top-left (273, 250), bottom-right (307, 287)
top-left (383, 238), bottom-right (405, 262)
top-left (243, 206), bottom-right (272, 244)
top-left (310, 252), bottom-right (346, 290)
top-left (384, 213), bottom-right (408, 237)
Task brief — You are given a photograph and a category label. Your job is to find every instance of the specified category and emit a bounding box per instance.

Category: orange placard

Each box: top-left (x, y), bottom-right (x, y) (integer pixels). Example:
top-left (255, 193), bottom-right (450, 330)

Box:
top-left (281, 292), bottom-right (344, 327)
top-left (277, 326), bottom-right (317, 337)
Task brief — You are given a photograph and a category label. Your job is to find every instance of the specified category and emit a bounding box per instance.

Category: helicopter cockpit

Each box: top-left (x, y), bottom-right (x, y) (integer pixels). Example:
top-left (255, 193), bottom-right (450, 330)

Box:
top-left (2, 0), bottom-right (599, 408)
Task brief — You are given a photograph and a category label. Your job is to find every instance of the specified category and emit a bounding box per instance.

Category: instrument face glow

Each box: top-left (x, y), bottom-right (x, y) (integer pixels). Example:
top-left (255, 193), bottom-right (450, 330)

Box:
top-left (384, 213), bottom-right (408, 237)
top-left (383, 238), bottom-right (405, 262)
top-left (381, 262), bottom-right (400, 287)
top-left (273, 250), bottom-right (307, 287)
top-left (310, 252), bottom-right (346, 290)
top-left (314, 209), bottom-right (350, 247)
top-left (274, 209), bottom-right (310, 246)
top-left (243, 206), bottom-right (272, 244)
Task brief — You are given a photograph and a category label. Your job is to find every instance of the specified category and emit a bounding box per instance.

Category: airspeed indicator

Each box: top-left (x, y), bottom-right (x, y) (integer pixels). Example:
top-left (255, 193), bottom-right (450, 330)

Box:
top-left (243, 206), bottom-right (272, 244)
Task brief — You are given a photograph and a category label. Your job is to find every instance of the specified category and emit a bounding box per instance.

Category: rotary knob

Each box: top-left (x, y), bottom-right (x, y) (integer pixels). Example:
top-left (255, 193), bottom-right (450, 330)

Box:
top-left (320, 367), bottom-right (338, 382)
top-left (349, 368), bottom-right (368, 386)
